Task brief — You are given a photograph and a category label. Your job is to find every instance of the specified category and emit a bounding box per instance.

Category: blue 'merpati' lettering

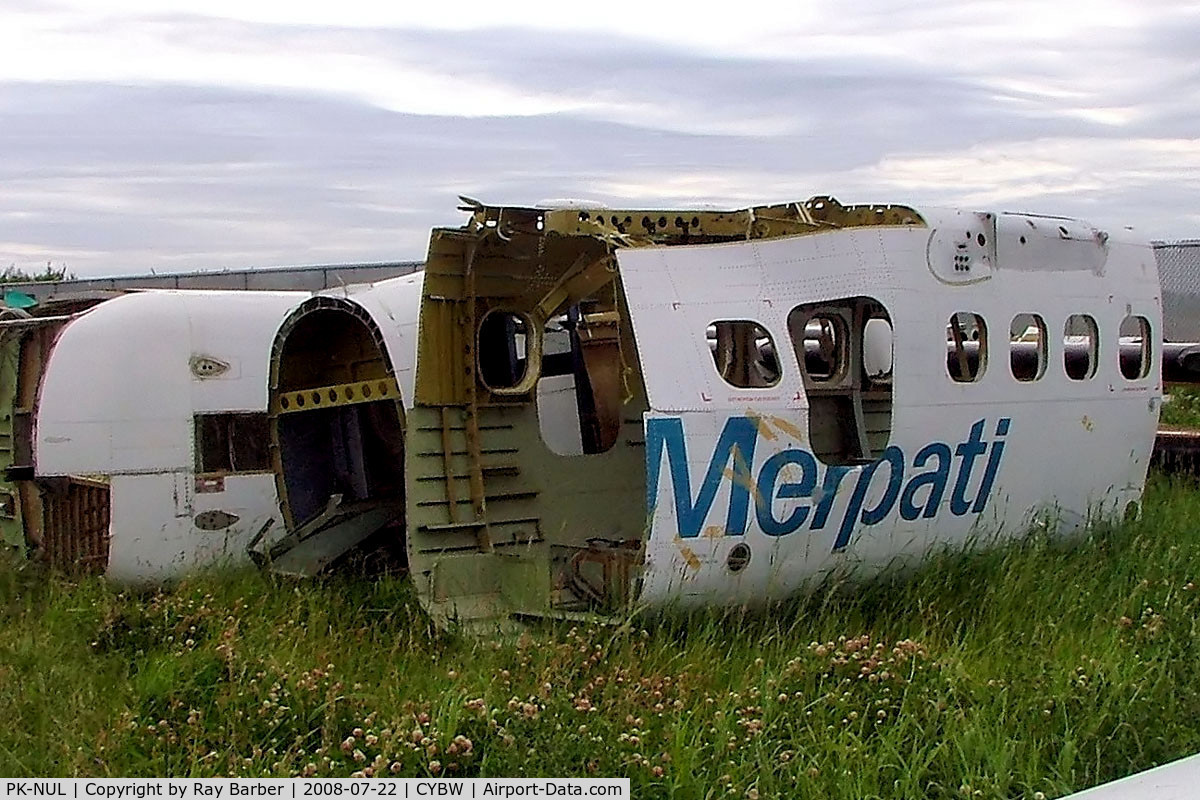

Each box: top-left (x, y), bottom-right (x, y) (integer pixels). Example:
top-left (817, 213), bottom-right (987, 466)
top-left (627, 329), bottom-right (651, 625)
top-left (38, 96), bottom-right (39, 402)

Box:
top-left (645, 416), bottom-right (758, 538)
top-left (755, 449), bottom-right (818, 536)
top-left (950, 419), bottom-right (988, 516)
top-left (810, 465), bottom-right (851, 530)
top-left (645, 415), bottom-right (1011, 551)
top-left (833, 445), bottom-right (906, 552)
top-left (899, 442), bottom-right (952, 521)
top-left (972, 418), bottom-right (1009, 513)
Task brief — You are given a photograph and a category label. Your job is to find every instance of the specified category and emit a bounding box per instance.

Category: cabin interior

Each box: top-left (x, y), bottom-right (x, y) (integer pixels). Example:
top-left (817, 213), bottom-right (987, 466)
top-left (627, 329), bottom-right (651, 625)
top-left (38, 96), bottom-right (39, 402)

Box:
top-left (404, 213), bottom-right (652, 622)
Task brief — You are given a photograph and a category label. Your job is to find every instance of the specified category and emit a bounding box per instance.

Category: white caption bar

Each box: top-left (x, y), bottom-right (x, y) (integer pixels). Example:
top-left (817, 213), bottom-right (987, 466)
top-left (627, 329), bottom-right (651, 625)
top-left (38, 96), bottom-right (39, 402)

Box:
top-left (0, 780), bottom-right (630, 800)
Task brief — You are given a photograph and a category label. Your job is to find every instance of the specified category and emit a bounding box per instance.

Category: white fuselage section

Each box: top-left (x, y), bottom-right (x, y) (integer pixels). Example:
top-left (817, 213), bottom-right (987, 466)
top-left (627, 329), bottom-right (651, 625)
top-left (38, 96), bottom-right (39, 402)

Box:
top-left (618, 211), bottom-right (1160, 606)
top-left (35, 290), bottom-right (308, 581)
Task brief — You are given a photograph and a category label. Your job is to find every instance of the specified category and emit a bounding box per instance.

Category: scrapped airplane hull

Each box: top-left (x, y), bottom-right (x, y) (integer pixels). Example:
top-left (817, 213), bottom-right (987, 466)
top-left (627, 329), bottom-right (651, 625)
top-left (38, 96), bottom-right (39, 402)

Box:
top-left (264, 197), bottom-right (1161, 627)
top-left (1, 197), bottom-right (1162, 625)
top-left (34, 290), bottom-right (306, 581)
top-left (621, 221), bottom-right (1157, 606)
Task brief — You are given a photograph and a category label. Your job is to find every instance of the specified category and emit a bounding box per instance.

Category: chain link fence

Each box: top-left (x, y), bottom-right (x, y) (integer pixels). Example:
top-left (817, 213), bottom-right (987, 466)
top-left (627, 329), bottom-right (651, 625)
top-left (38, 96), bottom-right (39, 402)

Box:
top-left (1156, 240), bottom-right (1200, 341)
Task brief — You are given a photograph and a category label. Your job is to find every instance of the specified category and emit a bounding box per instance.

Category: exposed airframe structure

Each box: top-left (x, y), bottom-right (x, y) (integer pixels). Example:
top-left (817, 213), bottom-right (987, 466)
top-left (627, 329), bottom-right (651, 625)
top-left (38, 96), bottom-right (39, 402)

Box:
top-left (0, 293), bottom-right (116, 566)
top-left (266, 196), bottom-right (1160, 628)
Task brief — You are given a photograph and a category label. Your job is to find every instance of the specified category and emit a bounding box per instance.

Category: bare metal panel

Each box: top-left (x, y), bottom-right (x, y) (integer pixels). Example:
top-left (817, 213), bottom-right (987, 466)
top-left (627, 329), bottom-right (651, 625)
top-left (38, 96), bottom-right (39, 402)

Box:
top-left (176, 274), bottom-right (249, 291)
top-left (244, 271), bottom-right (325, 291)
top-left (2, 262), bottom-right (423, 301)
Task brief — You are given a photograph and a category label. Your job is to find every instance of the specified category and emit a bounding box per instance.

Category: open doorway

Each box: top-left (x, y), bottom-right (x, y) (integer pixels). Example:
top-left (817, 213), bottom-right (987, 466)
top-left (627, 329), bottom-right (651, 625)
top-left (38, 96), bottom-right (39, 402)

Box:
top-left (788, 297), bottom-right (894, 465)
top-left (268, 298), bottom-right (407, 573)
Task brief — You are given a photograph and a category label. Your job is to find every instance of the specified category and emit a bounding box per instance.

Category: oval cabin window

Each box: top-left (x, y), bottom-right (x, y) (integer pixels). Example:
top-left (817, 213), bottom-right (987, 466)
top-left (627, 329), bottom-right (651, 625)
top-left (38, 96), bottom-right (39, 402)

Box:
top-left (947, 312), bottom-right (987, 382)
top-left (1064, 314), bottom-right (1099, 380)
top-left (1119, 315), bottom-right (1152, 380)
top-left (1009, 313), bottom-right (1047, 382)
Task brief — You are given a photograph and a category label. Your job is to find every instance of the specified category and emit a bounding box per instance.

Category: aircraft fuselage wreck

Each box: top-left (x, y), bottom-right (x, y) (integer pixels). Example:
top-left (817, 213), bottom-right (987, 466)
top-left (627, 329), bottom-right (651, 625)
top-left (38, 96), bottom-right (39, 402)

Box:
top-left (260, 197), bottom-right (1161, 627)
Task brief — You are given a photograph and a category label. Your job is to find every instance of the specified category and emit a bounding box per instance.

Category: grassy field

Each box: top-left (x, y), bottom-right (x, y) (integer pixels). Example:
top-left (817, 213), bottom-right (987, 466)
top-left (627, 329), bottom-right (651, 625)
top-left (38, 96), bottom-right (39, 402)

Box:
top-left (4, 477), bottom-right (1200, 798)
top-left (1162, 386), bottom-right (1200, 429)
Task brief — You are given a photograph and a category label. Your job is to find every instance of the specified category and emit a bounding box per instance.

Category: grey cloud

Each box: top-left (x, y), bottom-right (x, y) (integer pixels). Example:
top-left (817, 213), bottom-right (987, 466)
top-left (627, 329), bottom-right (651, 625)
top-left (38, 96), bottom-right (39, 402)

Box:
top-left (1, 10), bottom-right (1197, 274)
top-left (3, 75), bottom-right (1196, 275)
top-left (53, 11), bottom-right (1189, 145)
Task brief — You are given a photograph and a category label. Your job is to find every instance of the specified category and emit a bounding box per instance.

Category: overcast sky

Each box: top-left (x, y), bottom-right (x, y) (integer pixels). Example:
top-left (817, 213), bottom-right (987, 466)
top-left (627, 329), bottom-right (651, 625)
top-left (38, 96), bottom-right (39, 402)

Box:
top-left (1, 0), bottom-right (1198, 277)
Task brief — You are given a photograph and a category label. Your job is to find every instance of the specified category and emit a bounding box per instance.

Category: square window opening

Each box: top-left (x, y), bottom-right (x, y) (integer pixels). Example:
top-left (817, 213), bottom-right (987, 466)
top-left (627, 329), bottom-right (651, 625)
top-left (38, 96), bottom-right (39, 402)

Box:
top-left (537, 306), bottom-right (625, 456)
top-left (707, 320), bottom-right (781, 388)
top-left (195, 413), bottom-right (271, 474)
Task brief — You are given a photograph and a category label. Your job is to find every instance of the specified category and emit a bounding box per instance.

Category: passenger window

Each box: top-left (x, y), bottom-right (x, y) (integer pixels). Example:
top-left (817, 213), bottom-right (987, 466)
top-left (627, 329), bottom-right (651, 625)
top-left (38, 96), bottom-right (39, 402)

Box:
top-left (788, 298), bottom-right (893, 466)
top-left (1064, 314), bottom-right (1099, 380)
top-left (1119, 315), bottom-right (1152, 380)
top-left (708, 320), bottom-right (781, 388)
top-left (195, 413), bottom-right (271, 474)
top-left (479, 310), bottom-right (539, 392)
top-left (1010, 314), bottom-right (1047, 382)
top-left (947, 313), bottom-right (987, 382)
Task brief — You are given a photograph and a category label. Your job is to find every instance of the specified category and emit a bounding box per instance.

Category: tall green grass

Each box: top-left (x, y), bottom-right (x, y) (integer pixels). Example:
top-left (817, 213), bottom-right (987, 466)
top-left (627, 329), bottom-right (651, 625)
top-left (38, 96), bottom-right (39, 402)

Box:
top-left (1161, 386), bottom-right (1200, 429)
top-left (4, 476), bottom-right (1200, 799)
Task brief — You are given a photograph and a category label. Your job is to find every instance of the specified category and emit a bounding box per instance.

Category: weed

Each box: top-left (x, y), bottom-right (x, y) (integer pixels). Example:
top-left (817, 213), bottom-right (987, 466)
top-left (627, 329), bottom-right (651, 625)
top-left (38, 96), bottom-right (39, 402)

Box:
top-left (3, 477), bottom-right (1200, 798)
top-left (1161, 386), bottom-right (1200, 429)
